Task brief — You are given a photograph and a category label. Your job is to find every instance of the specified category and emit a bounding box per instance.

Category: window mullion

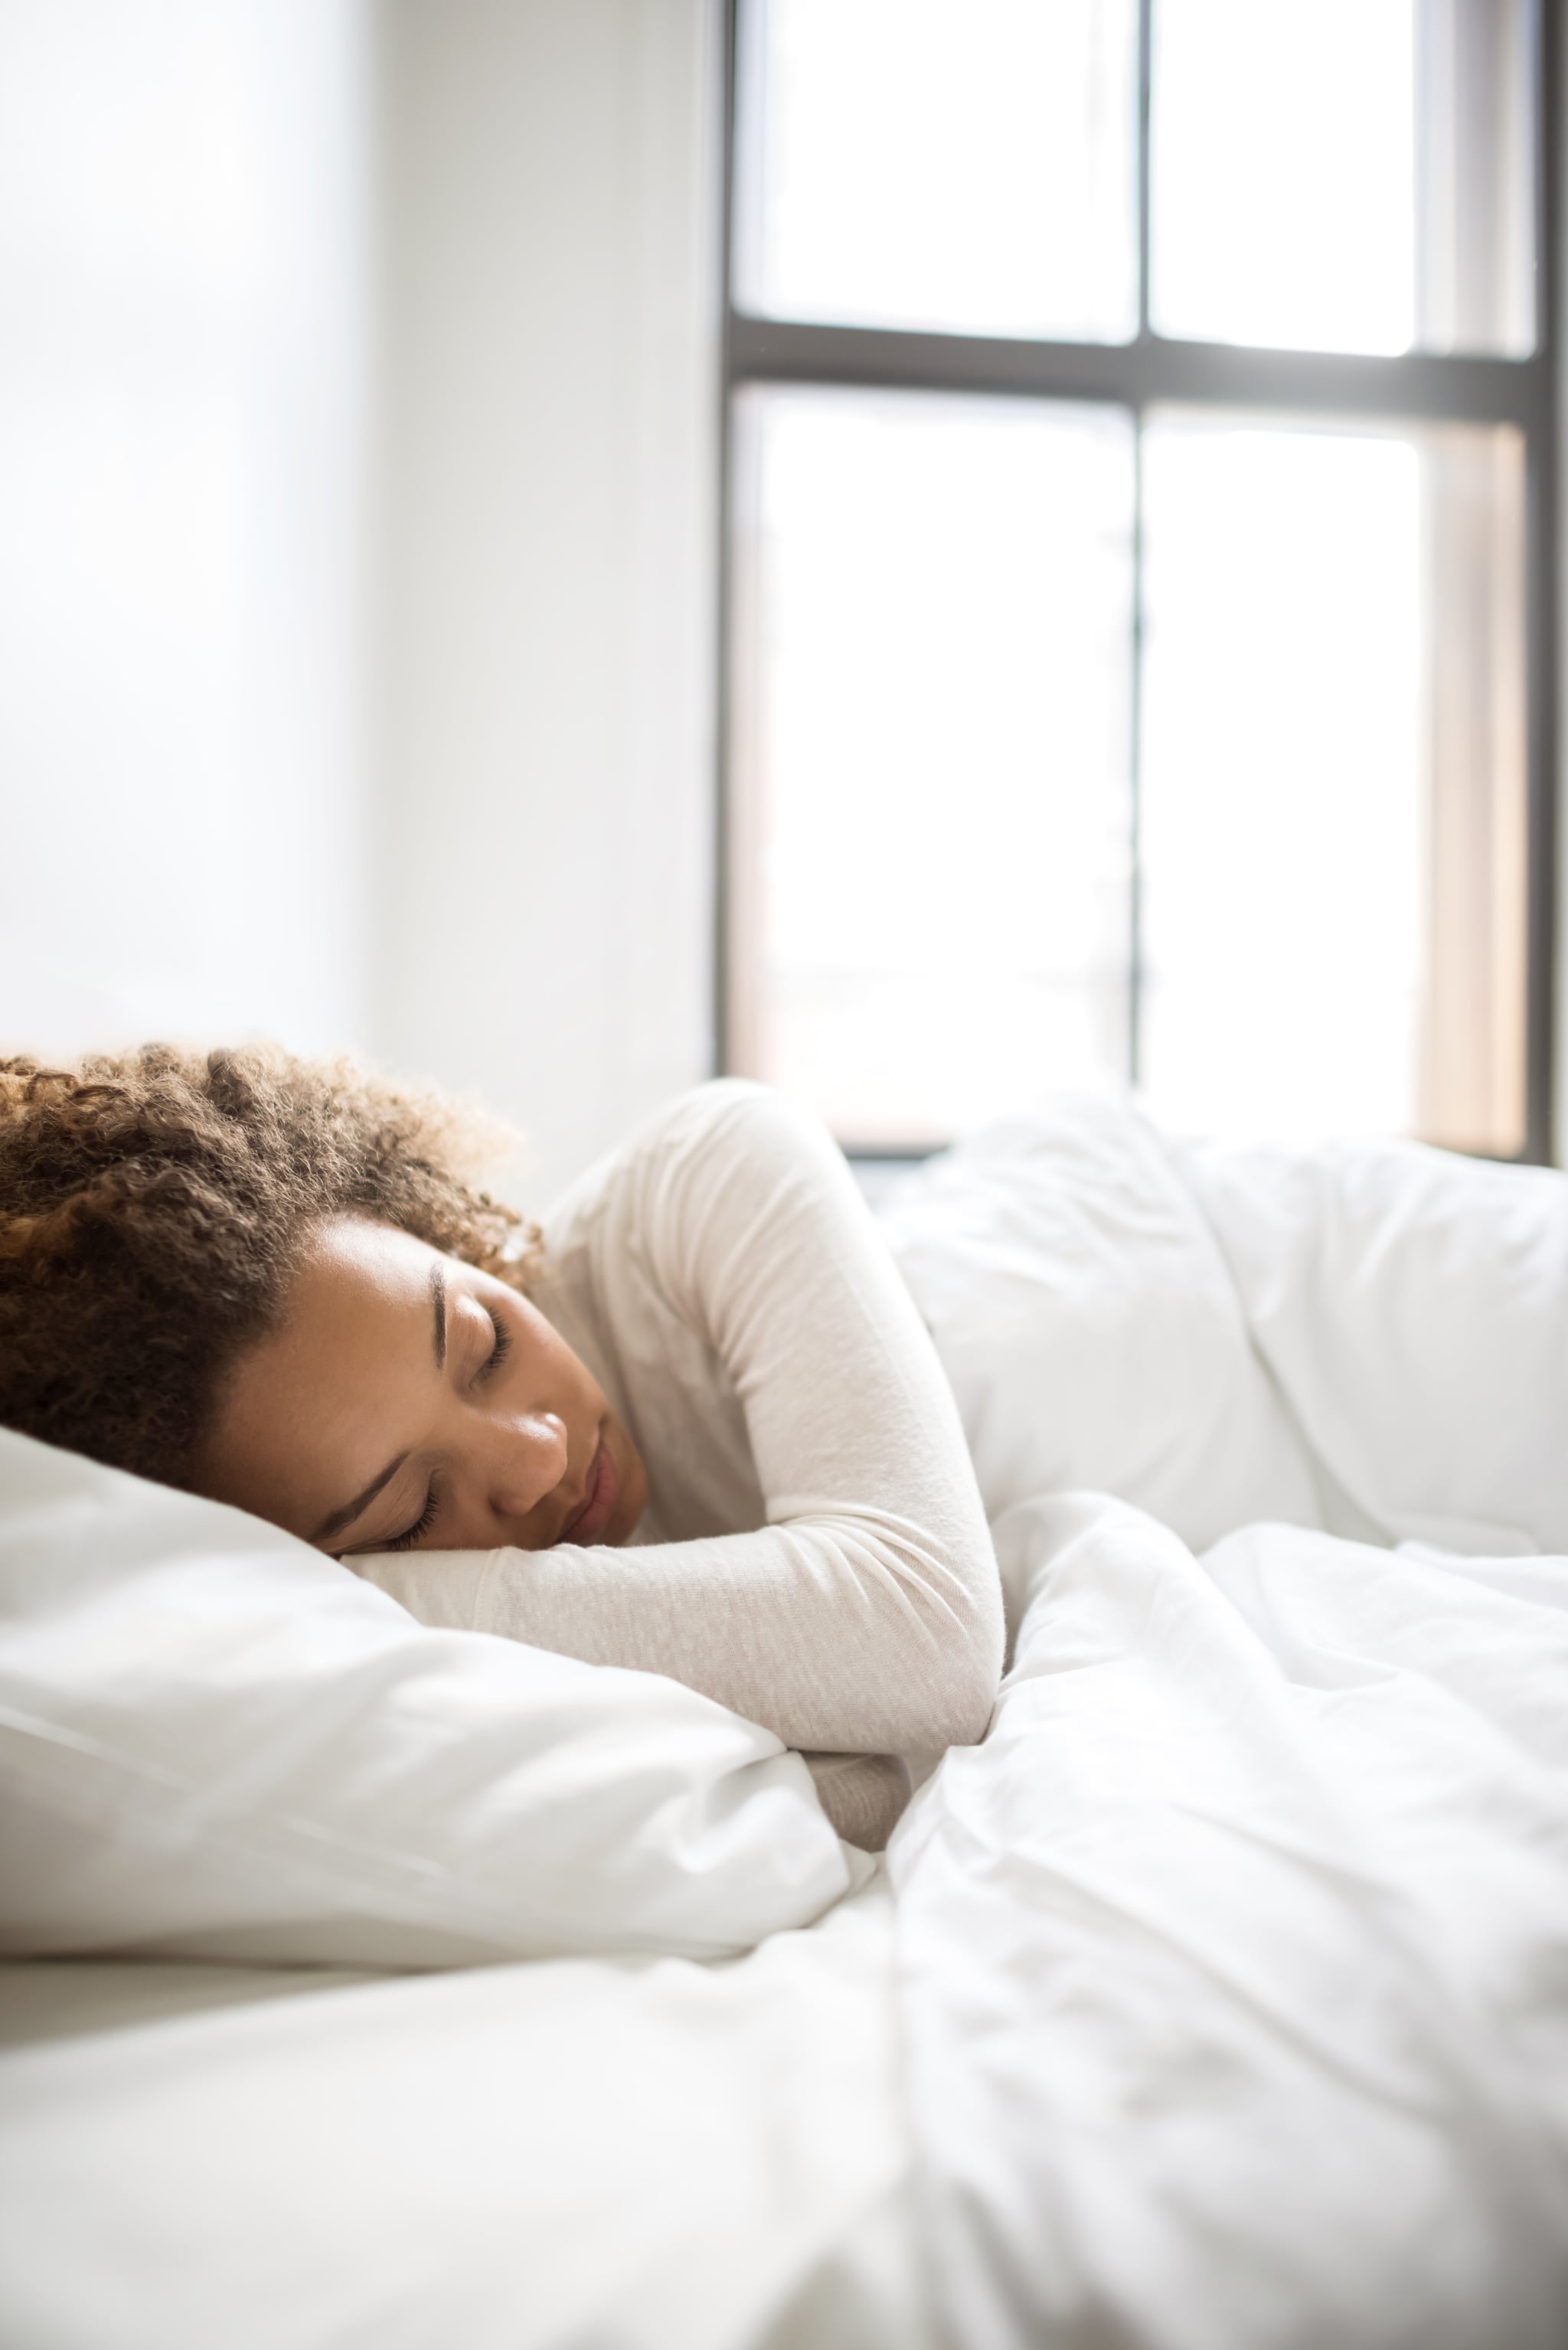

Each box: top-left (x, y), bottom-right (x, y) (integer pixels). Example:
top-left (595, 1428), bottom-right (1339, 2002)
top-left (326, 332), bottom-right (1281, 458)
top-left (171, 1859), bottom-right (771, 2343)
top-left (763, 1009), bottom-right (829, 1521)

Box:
top-left (1129, 412), bottom-right (1147, 1088)
top-left (727, 314), bottom-right (1546, 436)
top-left (1138, 0), bottom-right (1154, 342)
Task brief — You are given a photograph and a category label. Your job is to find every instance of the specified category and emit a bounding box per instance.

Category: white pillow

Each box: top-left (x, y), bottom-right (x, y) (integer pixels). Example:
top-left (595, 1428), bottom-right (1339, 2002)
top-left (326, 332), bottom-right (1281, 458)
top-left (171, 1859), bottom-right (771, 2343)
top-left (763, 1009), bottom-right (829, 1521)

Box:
top-left (878, 1097), bottom-right (1322, 1554)
top-left (1177, 1133), bottom-right (1568, 1556)
top-left (0, 1427), bottom-right (864, 1966)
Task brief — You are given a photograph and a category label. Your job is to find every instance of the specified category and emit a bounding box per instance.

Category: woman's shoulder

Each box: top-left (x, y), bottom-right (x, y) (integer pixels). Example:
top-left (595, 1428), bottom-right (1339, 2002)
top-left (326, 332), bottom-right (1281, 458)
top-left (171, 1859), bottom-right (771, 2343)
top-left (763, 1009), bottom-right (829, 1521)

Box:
top-left (544, 1080), bottom-right (831, 1233)
top-left (536, 1080), bottom-right (858, 1348)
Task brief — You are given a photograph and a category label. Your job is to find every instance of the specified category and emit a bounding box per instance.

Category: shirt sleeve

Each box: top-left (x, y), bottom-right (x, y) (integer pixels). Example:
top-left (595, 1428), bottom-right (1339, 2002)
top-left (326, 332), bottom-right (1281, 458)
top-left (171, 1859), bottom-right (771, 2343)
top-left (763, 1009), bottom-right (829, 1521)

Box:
top-left (802, 1752), bottom-right (912, 1852)
top-left (357, 1083), bottom-right (1003, 1754)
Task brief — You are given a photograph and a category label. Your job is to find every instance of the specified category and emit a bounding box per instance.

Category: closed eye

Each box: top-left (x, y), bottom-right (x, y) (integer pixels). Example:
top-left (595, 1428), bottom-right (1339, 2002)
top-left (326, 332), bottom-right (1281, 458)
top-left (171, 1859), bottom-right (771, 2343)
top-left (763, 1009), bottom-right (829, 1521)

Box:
top-left (384, 1475), bottom-right (442, 1553)
top-left (477, 1306), bottom-right (512, 1383)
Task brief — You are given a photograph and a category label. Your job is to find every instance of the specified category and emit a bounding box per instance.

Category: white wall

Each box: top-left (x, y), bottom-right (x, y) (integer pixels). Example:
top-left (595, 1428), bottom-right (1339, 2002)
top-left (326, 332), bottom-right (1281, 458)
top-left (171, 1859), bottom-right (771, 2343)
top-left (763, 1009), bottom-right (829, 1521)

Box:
top-left (0, 0), bottom-right (371, 1061)
top-left (371, 0), bottom-right (721, 1204)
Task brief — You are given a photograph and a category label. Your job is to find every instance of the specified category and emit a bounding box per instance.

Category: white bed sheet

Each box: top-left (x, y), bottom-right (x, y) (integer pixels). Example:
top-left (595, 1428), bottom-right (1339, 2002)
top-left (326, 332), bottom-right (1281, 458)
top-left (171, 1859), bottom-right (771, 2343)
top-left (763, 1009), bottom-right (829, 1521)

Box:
top-left (0, 1878), bottom-right (926, 2350)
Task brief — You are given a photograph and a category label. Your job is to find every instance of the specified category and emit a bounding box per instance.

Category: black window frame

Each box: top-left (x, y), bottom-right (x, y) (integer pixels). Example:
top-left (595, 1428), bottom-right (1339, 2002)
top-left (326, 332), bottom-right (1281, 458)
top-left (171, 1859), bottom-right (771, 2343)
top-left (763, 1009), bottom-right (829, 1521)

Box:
top-left (717, 0), bottom-right (1561, 1162)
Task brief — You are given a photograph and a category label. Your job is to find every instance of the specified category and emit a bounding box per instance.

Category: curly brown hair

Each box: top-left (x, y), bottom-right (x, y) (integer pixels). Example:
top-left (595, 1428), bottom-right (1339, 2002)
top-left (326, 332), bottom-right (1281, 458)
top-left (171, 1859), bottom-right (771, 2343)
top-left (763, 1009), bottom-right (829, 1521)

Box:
top-left (0, 1044), bottom-right (541, 1492)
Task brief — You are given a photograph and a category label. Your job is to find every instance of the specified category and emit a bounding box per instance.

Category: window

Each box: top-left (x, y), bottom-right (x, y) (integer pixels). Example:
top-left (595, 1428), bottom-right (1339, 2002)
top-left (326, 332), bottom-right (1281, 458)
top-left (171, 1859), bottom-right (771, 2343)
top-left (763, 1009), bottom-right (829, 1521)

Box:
top-left (721, 0), bottom-right (1555, 1158)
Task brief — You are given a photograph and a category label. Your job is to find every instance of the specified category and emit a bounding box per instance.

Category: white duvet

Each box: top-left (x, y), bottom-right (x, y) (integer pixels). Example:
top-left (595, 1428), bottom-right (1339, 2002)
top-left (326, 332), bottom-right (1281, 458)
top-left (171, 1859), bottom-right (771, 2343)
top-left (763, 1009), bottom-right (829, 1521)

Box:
top-left (881, 1101), bottom-right (1568, 2350)
top-left (893, 1505), bottom-right (1568, 2349)
top-left (4, 1098), bottom-right (1567, 2350)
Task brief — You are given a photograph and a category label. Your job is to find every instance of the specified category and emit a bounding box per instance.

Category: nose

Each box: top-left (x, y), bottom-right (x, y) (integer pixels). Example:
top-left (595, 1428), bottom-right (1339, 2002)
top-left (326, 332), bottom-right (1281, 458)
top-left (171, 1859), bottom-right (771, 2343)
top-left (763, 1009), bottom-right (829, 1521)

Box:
top-left (485, 1408), bottom-right (570, 1521)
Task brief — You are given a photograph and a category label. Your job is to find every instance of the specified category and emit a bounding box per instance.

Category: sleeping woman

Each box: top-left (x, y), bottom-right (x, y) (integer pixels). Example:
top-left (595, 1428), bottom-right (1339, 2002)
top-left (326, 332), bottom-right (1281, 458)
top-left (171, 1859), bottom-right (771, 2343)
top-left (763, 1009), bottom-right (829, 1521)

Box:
top-left (0, 1048), bottom-right (1004, 1848)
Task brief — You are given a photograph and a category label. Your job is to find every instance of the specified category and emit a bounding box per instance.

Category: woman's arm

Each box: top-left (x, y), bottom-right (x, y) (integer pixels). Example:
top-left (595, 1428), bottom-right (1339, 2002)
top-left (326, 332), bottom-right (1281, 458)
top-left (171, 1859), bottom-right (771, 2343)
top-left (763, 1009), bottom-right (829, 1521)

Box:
top-left (360, 1084), bottom-right (1002, 1754)
top-left (802, 1752), bottom-right (912, 1852)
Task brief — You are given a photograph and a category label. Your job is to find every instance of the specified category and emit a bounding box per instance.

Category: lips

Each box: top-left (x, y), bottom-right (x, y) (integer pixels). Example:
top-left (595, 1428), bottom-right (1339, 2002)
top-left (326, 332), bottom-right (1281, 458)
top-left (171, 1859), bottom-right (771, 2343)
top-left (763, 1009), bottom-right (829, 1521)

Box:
top-left (557, 1436), bottom-right (619, 1545)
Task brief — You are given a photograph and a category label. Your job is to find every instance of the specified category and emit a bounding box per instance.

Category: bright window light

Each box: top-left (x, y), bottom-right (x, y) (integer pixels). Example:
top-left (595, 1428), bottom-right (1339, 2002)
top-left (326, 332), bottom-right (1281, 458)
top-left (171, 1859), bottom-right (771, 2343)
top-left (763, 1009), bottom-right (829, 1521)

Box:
top-left (730, 387), bottom-right (1133, 1142)
top-left (1152, 0), bottom-right (1535, 356)
top-left (726, 0), bottom-right (1540, 1152)
top-left (1140, 419), bottom-right (1423, 1134)
top-left (735, 0), bottom-right (1138, 342)
top-left (1153, 0), bottom-right (1416, 353)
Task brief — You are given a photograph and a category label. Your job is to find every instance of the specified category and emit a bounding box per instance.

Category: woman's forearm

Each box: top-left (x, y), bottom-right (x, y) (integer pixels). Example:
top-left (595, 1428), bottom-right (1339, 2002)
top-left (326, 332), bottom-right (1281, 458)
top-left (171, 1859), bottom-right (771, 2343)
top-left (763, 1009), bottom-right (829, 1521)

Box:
top-left (359, 1506), bottom-right (997, 1754)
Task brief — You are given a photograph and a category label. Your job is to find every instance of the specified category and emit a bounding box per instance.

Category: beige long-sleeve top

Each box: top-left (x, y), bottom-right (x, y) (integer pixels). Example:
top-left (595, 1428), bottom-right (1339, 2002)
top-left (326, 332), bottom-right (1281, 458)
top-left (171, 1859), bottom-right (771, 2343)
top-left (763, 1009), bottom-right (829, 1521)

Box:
top-left (358, 1083), bottom-right (1002, 1787)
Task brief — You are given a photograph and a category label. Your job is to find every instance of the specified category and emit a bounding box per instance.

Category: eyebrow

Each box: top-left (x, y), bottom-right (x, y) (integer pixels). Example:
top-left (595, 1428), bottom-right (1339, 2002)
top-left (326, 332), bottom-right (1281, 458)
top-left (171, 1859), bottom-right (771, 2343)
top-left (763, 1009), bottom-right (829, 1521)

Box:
top-left (312, 1450), bottom-right (410, 1548)
top-left (431, 1262), bottom-right (446, 1369)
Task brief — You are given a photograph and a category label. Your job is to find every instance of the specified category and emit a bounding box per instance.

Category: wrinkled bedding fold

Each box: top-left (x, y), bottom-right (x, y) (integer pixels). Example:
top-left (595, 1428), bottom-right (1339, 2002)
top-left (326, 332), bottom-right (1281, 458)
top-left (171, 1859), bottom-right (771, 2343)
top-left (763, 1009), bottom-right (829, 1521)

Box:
top-left (879, 1101), bottom-right (1568, 2348)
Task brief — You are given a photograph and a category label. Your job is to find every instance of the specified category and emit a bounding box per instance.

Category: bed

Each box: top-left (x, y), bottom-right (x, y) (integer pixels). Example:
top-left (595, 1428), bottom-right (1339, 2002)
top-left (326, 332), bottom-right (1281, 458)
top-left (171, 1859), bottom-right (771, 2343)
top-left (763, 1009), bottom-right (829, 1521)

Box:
top-left (0, 1883), bottom-right (920, 2350)
top-left (4, 1098), bottom-right (1567, 2348)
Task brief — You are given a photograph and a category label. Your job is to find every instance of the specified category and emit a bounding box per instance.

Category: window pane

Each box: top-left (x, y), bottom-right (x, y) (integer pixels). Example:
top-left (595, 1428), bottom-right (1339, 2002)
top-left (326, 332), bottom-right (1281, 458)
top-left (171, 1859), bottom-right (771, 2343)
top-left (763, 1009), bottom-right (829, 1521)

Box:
top-left (1152, 0), bottom-right (1536, 356)
top-left (1140, 415), bottom-right (1526, 1152)
top-left (733, 0), bottom-right (1138, 342)
top-left (729, 387), bottom-right (1134, 1143)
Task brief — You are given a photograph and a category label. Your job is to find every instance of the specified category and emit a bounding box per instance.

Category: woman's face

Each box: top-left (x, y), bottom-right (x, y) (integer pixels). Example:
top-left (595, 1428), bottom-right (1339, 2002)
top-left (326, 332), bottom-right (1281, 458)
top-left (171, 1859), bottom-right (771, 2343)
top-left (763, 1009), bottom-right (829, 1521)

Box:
top-left (198, 1216), bottom-right (648, 1558)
